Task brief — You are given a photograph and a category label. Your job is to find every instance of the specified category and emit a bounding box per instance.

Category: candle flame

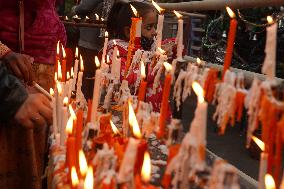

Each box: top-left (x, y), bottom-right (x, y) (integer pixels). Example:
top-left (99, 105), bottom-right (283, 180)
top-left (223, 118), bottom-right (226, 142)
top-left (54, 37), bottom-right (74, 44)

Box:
top-left (95, 56), bottom-right (100, 68)
top-left (105, 31), bottom-right (109, 38)
top-left (69, 105), bottom-right (77, 120)
top-left (84, 167), bottom-right (94, 189)
top-left (128, 100), bottom-right (142, 138)
top-left (226, 7), bottom-right (235, 18)
top-left (58, 61), bottom-right (62, 81)
top-left (71, 167), bottom-right (79, 187)
top-left (71, 67), bottom-right (74, 78)
top-left (86, 16), bottom-right (90, 20)
top-left (173, 10), bottom-right (182, 19)
top-left (80, 55), bottom-right (84, 72)
top-left (197, 58), bottom-right (201, 65)
top-left (75, 47), bottom-right (79, 58)
top-left (117, 50), bottom-right (120, 57)
top-left (141, 151), bottom-right (151, 182)
top-left (252, 136), bottom-right (265, 151)
top-left (62, 45), bottom-right (66, 58)
top-left (265, 174), bottom-right (276, 189)
top-left (73, 15), bottom-right (79, 19)
top-left (267, 16), bottom-right (274, 24)
top-left (95, 14), bottom-right (99, 21)
top-left (163, 62), bottom-right (172, 72)
top-left (79, 150), bottom-right (88, 177)
top-left (57, 82), bottom-right (62, 95)
top-left (101, 18), bottom-right (104, 21)
top-left (67, 71), bottom-right (70, 80)
top-left (110, 120), bottom-right (120, 135)
top-left (57, 41), bottom-right (60, 55)
top-left (141, 61), bottom-right (146, 79)
top-left (192, 82), bottom-right (204, 103)
top-left (158, 47), bottom-right (166, 54)
top-left (66, 116), bottom-right (73, 134)
top-left (114, 40), bottom-right (117, 46)
top-left (152, 0), bottom-right (164, 14)
top-left (130, 4), bottom-right (138, 17)
top-left (63, 97), bottom-right (68, 106)
top-left (50, 88), bottom-right (54, 97)
top-left (65, 16), bottom-right (69, 20)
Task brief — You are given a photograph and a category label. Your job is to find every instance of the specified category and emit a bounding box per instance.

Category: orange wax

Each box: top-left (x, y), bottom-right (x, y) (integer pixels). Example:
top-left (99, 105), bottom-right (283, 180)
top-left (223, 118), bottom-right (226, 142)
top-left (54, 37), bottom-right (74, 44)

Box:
top-left (66, 136), bottom-right (76, 181)
top-left (222, 18), bottom-right (237, 79)
top-left (62, 59), bottom-right (67, 82)
top-left (138, 80), bottom-right (147, 102)
top-left (158, 73), bottom-right (172, 138)
top-left (124, 17), bottom-right (139, 79)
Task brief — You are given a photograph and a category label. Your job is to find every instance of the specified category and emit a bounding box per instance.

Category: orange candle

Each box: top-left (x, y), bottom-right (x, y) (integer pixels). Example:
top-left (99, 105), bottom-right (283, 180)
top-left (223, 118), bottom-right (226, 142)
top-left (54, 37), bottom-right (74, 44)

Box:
top-left (136, 61), bottom-right (147, 113)
top-left (76, 109), bottom-right (83, 171)
top-left (86, 99), bottom-right (92, 123)
top-left (62, 45), bottom-right (67, 82)
top-left (124, 5), bottom-right (142, 79)
top-left (158, 62), bottom-right (172, 138)
top-left (222, 7), bottom-right (238, 79)
top-left (56, 41), bottom-right (60, 71)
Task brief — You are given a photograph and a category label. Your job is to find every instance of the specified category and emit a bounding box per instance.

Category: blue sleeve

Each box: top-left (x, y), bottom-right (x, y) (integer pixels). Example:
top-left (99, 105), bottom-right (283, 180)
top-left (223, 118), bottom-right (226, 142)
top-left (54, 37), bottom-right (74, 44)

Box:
top-left (75, 0), bottom-right (103, 15)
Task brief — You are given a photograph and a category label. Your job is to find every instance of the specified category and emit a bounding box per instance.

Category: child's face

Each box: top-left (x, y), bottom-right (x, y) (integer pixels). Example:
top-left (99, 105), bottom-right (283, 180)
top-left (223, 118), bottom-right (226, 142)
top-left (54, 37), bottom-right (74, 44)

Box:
top-left (142, 11), bottom-right (157, 40)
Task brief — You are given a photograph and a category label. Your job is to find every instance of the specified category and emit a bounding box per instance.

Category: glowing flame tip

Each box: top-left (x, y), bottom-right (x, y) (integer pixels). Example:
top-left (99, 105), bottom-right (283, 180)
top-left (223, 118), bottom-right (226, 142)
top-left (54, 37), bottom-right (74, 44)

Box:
top-left (84, 167), bottom-right (94, 189)
top-left (265, 174), bottom-right (276, 189)
top-left (173, 10), bottom-right (182, 19)
top-left (130, 4), bottom-right (138, 17)
top-left (110, 120), bottom-right (120, 135)
top-left (267, 16), bottom-right (274, 24)
top-left (128, 100), bottom-right (142, 138)
top-left (152, 0), bottom-right (165, 14)
top-left (163, 62), bottom-right (172, 72)
top-left (79, 150), bottom-right (88, 177)
top-left (141, 151), bottom-right (151, 182)
top-left (226, 6), bottom-right (235, 18)
top-left (71, 167), bottom-right (79, 187)
top-left (252, 136), bottom-right (265, 151)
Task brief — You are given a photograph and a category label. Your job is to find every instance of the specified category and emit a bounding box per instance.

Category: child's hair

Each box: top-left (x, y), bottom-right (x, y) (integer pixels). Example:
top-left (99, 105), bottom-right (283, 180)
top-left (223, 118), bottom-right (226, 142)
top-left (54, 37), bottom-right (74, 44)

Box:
top-left (107, 0), bottom-right (156, 40)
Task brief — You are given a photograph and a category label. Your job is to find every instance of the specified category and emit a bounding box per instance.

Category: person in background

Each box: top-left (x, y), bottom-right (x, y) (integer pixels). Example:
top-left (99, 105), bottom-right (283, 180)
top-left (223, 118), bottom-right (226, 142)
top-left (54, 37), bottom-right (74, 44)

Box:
top-left (72, 0), bottom-right (104, 100)
top-left (0, 0), bottom-right (66, 188)
top-left (106, 1), bottom-right (165, 112)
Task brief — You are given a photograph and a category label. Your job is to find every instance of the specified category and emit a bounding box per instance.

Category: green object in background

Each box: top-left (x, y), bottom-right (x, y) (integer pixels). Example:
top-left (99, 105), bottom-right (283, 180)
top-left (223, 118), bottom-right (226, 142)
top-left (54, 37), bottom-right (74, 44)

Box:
top-left (65, 0), bottom-right (75, 15)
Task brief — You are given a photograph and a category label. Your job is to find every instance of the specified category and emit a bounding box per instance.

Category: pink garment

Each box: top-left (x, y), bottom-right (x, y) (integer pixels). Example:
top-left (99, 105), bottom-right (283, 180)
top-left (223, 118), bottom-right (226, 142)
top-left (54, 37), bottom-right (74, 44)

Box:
top-left (0, 0), bottom-right (66, 64)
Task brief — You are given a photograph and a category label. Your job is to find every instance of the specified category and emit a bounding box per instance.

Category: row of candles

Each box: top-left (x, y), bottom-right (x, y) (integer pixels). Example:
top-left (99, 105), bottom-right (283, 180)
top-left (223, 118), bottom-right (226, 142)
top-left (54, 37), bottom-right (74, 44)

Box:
top-left (48, 1), bottom-right (282, 188)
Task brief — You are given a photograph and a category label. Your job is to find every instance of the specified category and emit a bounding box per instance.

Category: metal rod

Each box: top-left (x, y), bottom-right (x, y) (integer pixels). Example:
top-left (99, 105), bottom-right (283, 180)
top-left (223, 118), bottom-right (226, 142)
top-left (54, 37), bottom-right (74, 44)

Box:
top-left (159, 0), bottom-right (284, 12)
top-left (184, 56), bottom-right (284, 85)
top-left (62, 21), bottom-right (106, 28)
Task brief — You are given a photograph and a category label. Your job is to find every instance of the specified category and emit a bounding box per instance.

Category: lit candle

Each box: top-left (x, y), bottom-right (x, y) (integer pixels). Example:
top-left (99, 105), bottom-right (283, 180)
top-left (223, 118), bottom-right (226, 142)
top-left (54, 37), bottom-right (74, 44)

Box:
top-left (56, 41), bottom-right (60, 67)
top-left (136, 61), bottom-right (147, 113)
top-left (124, 4), bottom-right (142, 78)
top-left (158, 62), bottom-right (172, 138)
top-left (68, 69), bottom-right (74, 99)
top-left (62, 45), bottom-right (67, 82)
top-left (56, 82), bottom-right (63, 135)
top-left (173, 10), bottom-right (183, 61)
top-left (91, 57), bottom-right (102, 124)
top-left (261, 16), bottom-right (277, 80)
top-left (252, 136), bottom-right (267, 189)
top-left (141, 151), bottom-right (151, 183)
top-left (111, 40), bottom-right (121, 81)
top-left (152, 0), bottom-right (165, 51)
top-left (66, 116), bottom-right (76, 181)
top-left (76, 55), bottom-right (84, 103)
top-left (190, 82), bottom-right (208, 165)
top-left (222, 7), bottom-right (238, 79)
top-left (66, 71), bottom-right (70, 99)
top-left (60, 97), bottom-right (69, 145)
top-left (50, 88), bottom-right (57, 135)
top-left (101, 31), bottom-right (109, 65)
top-left (72, 47), bottom-right (79, 92)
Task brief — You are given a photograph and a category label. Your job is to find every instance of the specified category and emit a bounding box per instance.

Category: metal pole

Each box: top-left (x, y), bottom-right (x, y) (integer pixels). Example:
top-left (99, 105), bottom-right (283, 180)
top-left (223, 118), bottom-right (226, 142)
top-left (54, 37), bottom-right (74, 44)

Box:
top-left (159, 0), bottom-right (284, 12)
